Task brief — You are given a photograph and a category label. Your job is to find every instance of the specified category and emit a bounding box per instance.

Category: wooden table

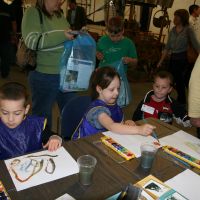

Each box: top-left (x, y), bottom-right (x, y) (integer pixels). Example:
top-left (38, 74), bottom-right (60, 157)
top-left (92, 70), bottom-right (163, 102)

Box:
top-left (123, 118), bottom-right (186, 181)
top-left (0, 136), bottom-right (139, 200)
top-left (0, 118), bottom-right (195, 200)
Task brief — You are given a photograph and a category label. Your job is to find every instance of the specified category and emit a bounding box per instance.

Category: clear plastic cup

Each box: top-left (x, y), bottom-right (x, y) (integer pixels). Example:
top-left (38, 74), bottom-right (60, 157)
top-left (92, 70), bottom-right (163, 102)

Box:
top-left (77, 155), bottom-right (97, 185)
top-left (140, 143), bottom-right (157, 169)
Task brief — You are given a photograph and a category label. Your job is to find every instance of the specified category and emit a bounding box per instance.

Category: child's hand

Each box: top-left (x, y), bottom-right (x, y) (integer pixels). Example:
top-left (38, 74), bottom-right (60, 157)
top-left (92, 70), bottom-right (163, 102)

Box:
top-left (124, 120), bottom-right (136, 126)
top-left (43, 135), bottom-right (62, 151)
top-left (96, 51), bottom-right (104, 60)
top-left (137, 124), bottom-right (156, 136)
top-left (122, 57), bottom-right (132, 64)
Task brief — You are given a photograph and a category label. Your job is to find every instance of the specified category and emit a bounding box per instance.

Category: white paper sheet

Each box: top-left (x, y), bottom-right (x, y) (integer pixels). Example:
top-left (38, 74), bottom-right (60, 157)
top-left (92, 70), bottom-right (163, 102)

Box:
top-left (103, 131), bottom-right (158, 158)
top-left (165, 169), bottom-right (200, 200)
top-left (55, 193), bottom-right (76, 200)
top-left (159, 130), bottom-right (200, 160)
top-left (5, 147), bottom-right (79, 191)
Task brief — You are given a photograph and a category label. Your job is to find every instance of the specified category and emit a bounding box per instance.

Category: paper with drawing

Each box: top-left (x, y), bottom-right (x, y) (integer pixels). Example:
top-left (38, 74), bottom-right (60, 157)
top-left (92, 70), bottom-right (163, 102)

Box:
top-left (5, 147), bottom-right (79, 191)
top-left (159, 130), bottom-right (200, 160)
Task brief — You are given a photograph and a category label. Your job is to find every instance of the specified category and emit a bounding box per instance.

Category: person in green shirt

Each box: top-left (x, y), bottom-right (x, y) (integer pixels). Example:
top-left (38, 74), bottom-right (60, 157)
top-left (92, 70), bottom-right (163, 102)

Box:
top-left (21, 0), bottom-right (76, 129)
top-left (96, 16), bottom-right (137, 107)
top-left (96, 16), bottom-right (138, 72)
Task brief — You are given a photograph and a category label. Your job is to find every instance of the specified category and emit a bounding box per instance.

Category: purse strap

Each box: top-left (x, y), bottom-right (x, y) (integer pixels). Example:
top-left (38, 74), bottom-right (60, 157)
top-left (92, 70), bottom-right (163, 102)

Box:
top-left (35, 7), bottom-right (43, 51)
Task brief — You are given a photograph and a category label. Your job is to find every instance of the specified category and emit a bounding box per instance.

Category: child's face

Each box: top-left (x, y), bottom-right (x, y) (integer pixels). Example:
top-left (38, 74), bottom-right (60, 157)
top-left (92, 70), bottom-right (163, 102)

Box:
top-left (97, 76), bottom-right (120, 104)
top-left (173, 15), bottom-right (182, 26)
top-left (108, 31), bottom-right (124, 42)
top-left (0, 99), bottom-right (30, 129)
top-left (153, 77), bottom-right (172, 102)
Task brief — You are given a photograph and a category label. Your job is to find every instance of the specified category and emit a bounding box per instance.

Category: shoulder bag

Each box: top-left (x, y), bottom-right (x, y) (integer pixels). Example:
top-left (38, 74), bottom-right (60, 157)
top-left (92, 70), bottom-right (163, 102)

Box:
top-left (16, 7), bottom-right (43, 71)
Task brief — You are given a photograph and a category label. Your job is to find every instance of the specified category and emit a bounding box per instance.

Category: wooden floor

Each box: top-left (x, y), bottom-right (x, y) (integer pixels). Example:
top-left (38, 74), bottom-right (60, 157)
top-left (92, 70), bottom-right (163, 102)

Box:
top-left (1, 65), bottom-right (196, 136)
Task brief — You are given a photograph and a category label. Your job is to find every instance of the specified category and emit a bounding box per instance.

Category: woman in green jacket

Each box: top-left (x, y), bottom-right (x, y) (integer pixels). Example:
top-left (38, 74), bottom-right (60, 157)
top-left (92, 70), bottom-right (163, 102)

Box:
top-left (22, 0), bottom-right (76, 129)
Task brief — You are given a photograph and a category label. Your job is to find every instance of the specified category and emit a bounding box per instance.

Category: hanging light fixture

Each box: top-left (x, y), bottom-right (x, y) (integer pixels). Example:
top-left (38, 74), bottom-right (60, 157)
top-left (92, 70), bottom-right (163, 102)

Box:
top-left (3, 0), bottom-right (14, 5)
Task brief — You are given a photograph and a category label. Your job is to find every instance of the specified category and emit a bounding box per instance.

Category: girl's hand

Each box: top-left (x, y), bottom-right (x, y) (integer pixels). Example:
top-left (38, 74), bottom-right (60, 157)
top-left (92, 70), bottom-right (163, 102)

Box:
top-left (96, 51), bottom-right (104, 60)
top-left (124, 120), bottom-right (136, 126)
top-left (137, 124), bottom-right (156, 136)
top-left (43, 135), bottom-right (62, 151)
top-left (64, 29), bottom-right (75, 40)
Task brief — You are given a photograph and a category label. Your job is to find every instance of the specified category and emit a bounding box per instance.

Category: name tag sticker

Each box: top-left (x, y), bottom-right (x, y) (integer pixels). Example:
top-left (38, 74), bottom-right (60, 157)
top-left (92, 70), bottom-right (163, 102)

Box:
top-left (141, 104), bottom-right (155, 115)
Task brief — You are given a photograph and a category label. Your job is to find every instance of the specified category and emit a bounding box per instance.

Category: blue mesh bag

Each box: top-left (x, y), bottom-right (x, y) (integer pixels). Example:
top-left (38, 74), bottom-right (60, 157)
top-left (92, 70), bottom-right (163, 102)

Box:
top-left (108, 60), bottom-right (133, 107)
top-left (60, 32), bottom-right (96, 92)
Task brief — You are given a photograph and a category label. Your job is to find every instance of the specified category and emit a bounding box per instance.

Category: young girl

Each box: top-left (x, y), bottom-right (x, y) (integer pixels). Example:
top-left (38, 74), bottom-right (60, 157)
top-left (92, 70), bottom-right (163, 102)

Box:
top-left (72, 67), bottom-right (155, 139)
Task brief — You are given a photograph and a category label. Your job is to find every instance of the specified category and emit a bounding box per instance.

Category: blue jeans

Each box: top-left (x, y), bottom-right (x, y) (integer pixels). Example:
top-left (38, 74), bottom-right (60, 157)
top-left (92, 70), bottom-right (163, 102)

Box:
top-left (28, 71), bottom-right (77, 129)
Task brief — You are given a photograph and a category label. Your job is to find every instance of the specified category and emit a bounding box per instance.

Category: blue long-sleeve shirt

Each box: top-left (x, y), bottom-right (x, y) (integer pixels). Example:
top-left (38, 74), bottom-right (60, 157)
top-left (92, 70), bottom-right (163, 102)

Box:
top-left (165, 25), bottom-right (200, 53)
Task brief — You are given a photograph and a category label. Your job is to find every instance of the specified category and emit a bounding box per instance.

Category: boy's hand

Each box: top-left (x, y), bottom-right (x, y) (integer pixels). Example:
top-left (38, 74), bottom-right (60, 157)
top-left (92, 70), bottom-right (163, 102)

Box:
top-left (137, 124), bottom-right (156, 136)
top-left (96, 51), bottom-right (104, 60)
top-left (124, 120), bottom-right (136, 126)
top-left (43, 135), bottom-right (62, 151)
top-left (122, 57), bottom-right (131, 64)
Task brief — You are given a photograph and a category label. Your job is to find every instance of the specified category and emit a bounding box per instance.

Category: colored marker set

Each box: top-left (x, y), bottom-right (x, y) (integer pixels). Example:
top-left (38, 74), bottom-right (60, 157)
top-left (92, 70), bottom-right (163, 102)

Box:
top-left (101, 136), bottom-right (135, 160)
top-left (163, 145), bottom-right (200, 169)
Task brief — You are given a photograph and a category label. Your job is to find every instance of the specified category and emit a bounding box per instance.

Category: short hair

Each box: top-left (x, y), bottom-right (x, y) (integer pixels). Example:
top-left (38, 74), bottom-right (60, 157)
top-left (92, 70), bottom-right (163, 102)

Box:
top-left (189, 4), bottom-right (199, 15)
top-left (174, 9), bottom-right (189, 26)
top-left (0, 82), bottom-right (29, 106)
top-left (90, 67), bottom-right (120, 100)
top-left (153, 71), bottom-right (174, 87)
top-left (107, 16), bottom-right (124, 34)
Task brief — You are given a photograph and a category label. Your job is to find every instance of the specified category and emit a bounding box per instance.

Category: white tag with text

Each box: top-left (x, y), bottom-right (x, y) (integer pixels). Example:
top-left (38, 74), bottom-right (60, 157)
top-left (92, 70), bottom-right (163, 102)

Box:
top-left (141, 104), bottom-right (155, 115)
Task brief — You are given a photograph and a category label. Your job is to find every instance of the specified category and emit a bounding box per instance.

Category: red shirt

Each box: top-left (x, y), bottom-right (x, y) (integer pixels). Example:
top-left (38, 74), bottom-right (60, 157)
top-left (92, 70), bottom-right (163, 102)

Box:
top-left (144, 96), bottom-right (173, 119)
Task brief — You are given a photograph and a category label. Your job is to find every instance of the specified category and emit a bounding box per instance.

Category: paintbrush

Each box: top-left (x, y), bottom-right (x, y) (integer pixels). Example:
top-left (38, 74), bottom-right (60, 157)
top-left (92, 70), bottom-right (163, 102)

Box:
top-left (142, 119), bottom-right (160, 144)
top-left (152, 130), bottom-right (160, 144)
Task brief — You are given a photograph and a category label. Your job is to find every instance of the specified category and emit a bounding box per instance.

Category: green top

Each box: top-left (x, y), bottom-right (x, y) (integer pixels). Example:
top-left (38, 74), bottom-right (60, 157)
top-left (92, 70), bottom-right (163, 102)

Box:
top-left (97, 35), bottom-right (137, 71)
top-left (22, 7), bottom-right (70, 74)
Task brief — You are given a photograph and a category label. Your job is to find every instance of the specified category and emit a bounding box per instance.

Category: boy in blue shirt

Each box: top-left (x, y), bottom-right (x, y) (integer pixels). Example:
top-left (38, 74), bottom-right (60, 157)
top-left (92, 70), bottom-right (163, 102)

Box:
top-left (0, 82), bottom-right (62, 160)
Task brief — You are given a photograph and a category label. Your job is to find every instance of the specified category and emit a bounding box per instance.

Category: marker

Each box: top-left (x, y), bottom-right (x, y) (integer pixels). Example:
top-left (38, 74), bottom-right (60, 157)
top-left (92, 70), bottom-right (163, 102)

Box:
top-left (165, 152), bottom-right (191, 168)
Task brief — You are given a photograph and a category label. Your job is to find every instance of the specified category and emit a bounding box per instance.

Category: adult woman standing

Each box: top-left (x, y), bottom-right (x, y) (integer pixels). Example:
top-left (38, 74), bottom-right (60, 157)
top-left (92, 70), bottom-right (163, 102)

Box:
top-left (157, 9), bottom-right (200, 105)
top-left (22, 0), bottom-right (76, 129)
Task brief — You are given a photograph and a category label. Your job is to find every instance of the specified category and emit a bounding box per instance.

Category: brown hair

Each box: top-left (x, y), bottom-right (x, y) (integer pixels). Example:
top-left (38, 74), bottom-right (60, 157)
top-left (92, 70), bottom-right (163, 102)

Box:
top-left (174, 9), bottom-right (189, 26)
top-left (0, 82), bottom-right (29, 106)
top-left (153, 71), bottom-right (174, 87)
top-left (36, 0), bottom-right (63, 18)
top-left (107, 16), bottom-right (124, 34)
top-left (189, 4), bottom-right (199, 15)
top-left (90, 67), bottom-right (120, 100)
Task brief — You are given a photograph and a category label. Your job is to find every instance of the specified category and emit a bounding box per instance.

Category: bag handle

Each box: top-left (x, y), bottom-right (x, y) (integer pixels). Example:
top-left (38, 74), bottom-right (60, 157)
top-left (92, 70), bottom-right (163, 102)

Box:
top-left (35, 7), bottom-right (43, 51)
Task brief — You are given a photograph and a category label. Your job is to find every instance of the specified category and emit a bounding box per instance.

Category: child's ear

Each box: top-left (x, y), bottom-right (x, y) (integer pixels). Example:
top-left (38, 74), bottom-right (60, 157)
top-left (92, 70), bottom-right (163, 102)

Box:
top-left (96, 85), bottom-right (102, 94)
top-left (168, 86), bottom-right (173, 94)
top-left (25, 104), bottom-right (30, 115)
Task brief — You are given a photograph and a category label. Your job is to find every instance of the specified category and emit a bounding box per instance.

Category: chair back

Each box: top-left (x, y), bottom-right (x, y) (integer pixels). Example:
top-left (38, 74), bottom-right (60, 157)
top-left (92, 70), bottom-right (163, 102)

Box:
top-left (61, 95), bottom-right (91, 140)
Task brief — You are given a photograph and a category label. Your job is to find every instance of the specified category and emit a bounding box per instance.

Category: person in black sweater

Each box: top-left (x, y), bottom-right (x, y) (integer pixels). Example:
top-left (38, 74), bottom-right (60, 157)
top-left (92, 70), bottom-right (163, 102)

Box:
top-left (67, 0), bottom-right (86, 30)
top-left (0, 1), bottom-right (17, 78)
